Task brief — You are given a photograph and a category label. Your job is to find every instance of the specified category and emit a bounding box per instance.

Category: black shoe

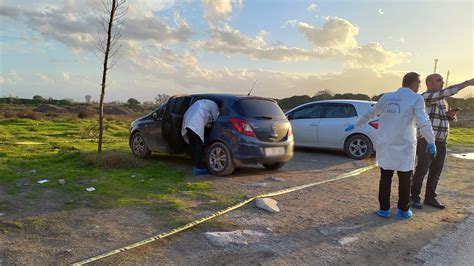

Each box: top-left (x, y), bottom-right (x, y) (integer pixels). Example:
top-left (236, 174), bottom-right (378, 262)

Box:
top-left (411, 198), bottom-right (423, 209)
top-left (424, 198), bottom-right (446, 209)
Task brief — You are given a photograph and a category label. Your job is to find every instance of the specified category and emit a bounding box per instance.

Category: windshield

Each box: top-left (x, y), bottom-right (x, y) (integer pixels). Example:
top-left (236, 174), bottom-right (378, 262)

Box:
top-left (232, 99), bottom-right (286, 120)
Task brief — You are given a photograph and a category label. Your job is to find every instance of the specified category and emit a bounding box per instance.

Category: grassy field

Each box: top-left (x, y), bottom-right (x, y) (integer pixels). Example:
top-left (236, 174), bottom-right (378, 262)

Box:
top-left (448, 127), bottom-right (474, 147)
top-left (0, 117), bottom-right (472, 221)
top-left (0, 118), bottom-right (239, 223)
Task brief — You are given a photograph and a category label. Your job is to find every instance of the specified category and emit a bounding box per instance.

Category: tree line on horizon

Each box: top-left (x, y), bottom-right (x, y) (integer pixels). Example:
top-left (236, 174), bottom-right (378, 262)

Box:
top-left (1, 89), bottom-right (472, 112)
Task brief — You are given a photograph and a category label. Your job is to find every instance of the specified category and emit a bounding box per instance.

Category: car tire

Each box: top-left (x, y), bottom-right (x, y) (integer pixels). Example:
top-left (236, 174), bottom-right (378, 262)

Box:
top-left (344, 134), bottom-right (373, 160)
top-left (131, 132), bottom-right (151, 159)
top-left (262, 162), bottom-right (286, 170)
top-left (206, 142), bottom-right (235, 176)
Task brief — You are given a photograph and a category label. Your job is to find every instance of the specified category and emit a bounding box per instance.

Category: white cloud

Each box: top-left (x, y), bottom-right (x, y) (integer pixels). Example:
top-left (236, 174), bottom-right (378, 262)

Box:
top-left (378, 8), bottom-right (384, 15)
top-left (194, 24), bottom-right (321, 61)
top-left (127, 57), bottom-right (404, 99)
top-left (195, 19), bottom-right (408, 69)
top-left (142, 0), bottom-right (175, 11)
top-left (294, 18), bottom-right (408, 69)
top-left (344, 42), bottom-right (409, 69)
top-left (201, 0), bottom-right (243, 26)
top-left (387, 36), bottom-right (406, 44)
top-left (0, 70), bottom-right (21, 85)
top-left (124, 12), bottom-right (193, 43)
top-left (307, 3), bottom-right (318, 12)
top-left (297, 17), bottom-right (359, 50)
top-left (0, 2), bottom-right (193, 54)
top-left (37, 73), bottom-right (55, 84)
top-left (281, 20), bottom-right (297, 29)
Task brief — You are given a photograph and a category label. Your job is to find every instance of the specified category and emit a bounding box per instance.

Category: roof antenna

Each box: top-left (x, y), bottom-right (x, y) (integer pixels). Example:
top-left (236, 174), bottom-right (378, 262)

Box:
top-left (247, 80), bottom-right (257, 96)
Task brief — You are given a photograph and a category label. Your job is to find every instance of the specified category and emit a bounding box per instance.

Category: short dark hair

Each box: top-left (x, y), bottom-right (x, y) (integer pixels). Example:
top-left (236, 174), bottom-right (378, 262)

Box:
top-left (402, 72), bottom-right (420, 87)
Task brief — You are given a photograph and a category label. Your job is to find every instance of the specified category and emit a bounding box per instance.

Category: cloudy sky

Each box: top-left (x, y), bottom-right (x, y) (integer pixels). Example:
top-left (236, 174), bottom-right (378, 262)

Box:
top-left (0, 0), bottom-right (473, 102)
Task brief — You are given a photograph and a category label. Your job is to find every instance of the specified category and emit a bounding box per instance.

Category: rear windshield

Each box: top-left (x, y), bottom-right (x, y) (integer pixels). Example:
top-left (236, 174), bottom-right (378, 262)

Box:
top-left (232, 99), bottom-right (286, 120)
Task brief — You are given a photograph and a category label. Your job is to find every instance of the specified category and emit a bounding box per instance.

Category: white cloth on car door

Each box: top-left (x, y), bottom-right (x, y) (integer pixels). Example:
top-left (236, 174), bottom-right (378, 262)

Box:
top-left (181, 99), bottom-right (219, 144)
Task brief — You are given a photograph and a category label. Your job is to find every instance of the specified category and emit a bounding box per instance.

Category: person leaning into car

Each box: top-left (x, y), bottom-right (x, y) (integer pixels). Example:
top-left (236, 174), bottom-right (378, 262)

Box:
top-left (181, 99), bottom-right (219, 176)
top-left (345, 72), bottom-right (436, 220)
top-left (410, 75), bottom-right (474, 210)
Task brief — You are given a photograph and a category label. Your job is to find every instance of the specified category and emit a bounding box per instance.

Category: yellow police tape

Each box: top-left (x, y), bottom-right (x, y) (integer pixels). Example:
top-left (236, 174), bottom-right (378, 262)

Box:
top-left (73, 164), bottom-right (376, 265)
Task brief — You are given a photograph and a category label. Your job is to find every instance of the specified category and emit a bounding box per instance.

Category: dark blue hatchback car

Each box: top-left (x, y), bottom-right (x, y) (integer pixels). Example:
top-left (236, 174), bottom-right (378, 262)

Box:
top-left (129, 94), bottom-right (294, 176)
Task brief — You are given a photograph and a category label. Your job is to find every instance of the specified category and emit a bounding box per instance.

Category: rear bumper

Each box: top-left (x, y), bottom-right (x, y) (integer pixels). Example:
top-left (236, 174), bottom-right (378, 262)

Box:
top-left (231, 136), bottom-right (294, 166)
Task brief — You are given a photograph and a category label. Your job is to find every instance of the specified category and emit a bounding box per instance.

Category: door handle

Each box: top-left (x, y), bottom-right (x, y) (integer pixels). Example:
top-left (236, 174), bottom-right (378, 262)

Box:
top-left (310, 123), bottom-right (318, 126)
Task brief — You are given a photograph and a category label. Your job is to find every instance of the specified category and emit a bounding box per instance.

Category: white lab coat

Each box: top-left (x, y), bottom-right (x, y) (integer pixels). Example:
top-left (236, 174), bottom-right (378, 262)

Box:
top-left (181, 99), bottom-right (219, 144)
top-left (355, 87), bottom-right (435, 171)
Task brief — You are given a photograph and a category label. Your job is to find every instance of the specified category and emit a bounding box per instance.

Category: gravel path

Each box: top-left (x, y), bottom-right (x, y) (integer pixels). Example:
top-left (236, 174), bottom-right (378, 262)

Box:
top-left (417, 204), bottom-right (474, 265)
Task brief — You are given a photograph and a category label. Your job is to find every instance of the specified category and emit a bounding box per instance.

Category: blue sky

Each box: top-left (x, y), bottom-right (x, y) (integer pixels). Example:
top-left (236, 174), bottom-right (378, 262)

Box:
top-left (0, 0), bottom-right (472, 102)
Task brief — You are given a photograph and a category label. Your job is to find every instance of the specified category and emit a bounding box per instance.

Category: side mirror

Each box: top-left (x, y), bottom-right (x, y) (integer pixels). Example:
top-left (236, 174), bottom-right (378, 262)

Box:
top-left (152, 112), bottom-right (158, 120)
top-left (286, 114), bottom-right (293, 120)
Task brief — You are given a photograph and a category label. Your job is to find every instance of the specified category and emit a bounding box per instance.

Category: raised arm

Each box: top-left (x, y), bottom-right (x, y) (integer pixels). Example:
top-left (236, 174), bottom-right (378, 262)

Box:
top-left (423, 78), bottom-right (474, 105)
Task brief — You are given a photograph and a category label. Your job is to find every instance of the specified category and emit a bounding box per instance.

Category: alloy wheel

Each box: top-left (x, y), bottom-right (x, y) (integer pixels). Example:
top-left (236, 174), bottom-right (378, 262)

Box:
top-left (209, 146), bottom-right (227, 172)
top-left (349, 138), bottom-right (368, 158)
top-left (132, 135), bottom-right (145, 156)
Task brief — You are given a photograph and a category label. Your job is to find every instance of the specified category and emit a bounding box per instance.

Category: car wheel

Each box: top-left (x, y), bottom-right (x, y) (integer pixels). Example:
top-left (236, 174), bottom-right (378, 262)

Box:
top-left (344, 134), bottom-right (373, 160)
top-left (262, 162), bottom-right (286, 170)
top-left (131, 132), bottom-right (151, 159)
top-left (206, 142), bottom-right (235, 176)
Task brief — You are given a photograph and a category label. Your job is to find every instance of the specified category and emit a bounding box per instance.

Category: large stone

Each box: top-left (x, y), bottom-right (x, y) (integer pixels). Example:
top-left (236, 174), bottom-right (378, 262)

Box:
top-left (337, 237), bottom-right (359, 246)
top-left (243, 182), bottom-right (268, 188)
top-left (204, 230), bottom-right (265, 247)
top-left (255, 198), bottom-right (280, 213)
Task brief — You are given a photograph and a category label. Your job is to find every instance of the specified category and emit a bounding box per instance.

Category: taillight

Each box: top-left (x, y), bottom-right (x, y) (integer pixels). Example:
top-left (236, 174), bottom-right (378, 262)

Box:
top-left (369, 120), bottom-right (379, 129)
top-left (288, 123), bottom-right (293, 137)
top-left (230, 118), bottom-right (256, 137)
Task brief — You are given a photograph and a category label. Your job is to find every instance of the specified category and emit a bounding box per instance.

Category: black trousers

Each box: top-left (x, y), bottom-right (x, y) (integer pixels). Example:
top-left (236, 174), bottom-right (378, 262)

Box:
top-left (411, 138), bottom-right (447, 201)
top-left (379, 168), bottom-right (412, 212)
top-left (187, 128), bottom-right (205, 168)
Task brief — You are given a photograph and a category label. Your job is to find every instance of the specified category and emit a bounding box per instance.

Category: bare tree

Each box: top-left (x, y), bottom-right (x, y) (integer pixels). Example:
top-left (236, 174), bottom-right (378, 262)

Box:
top-left (95, 0), bottom-right (128, 153)
top-left (155, 93), bottom-right (170, 106)
top-left (85, 95), bottom-right (92, 104)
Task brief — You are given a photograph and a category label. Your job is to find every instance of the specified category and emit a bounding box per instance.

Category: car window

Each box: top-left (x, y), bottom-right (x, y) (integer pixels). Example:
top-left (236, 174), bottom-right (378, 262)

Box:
top-left (171, 97), bottom-right (191, 115)
top-left (322, 104), bottom-right (357, 118)
top-left (156, 104), bottom-right (166, 119)
top-left (233, 99), bottom-right (286, 120)
top-left (291, 104), bottom-right (324, 119)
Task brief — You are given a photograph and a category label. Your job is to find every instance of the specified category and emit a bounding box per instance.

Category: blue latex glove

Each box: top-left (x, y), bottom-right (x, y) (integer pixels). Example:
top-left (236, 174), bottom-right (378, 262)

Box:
top-left (427, 143), bottom-right (437, 158)
top-left (345, 124), bottom-right (355, 132)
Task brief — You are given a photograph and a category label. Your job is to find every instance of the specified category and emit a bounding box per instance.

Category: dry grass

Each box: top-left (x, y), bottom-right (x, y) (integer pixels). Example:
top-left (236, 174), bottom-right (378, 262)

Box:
top-left (77, 109), bottom-right (96, 119)
top-left (80, 150), bottom-right (142, 169)
top-left (3, 110), bottom-right (18, 119)
top-left (15, 109), bottom-right (40, 120)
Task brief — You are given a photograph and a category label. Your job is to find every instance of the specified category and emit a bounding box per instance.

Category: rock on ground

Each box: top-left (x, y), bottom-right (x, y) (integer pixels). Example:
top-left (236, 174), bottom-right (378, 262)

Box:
top-left (255, 198), bottom-right (280, 213)
top-left (337, 237), bottom-right (359, 246)
top-left (204, 230), bottom-right (266, 247)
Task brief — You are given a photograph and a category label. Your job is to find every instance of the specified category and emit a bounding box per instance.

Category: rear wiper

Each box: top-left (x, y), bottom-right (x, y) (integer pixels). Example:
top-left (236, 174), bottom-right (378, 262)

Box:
top-left (253, 116), bottom-right (273, 120)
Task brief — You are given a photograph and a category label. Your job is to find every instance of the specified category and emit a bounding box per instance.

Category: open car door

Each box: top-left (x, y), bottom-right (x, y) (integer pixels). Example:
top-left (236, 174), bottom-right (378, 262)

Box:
top-left (162, 96), bottom-right (192, 154)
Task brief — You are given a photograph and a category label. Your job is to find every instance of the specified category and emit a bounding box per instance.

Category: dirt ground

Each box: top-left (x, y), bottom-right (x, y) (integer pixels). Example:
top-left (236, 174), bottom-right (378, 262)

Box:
top-left (1, 147), bottom-right (473, 265)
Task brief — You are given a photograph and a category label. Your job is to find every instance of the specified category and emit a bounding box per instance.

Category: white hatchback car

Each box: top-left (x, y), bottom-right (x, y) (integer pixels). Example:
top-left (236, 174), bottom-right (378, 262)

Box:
top-left (285, 100), bottom-right (379, 159)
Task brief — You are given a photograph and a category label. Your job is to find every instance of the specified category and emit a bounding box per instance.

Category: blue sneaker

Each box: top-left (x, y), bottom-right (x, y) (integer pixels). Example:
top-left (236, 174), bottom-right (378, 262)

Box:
top-left (396, 209), bottom-right (413, 220)
top-left (376, 209), bottom-right (391, 218)
top-left (192, 167), bottom-right (209, 176)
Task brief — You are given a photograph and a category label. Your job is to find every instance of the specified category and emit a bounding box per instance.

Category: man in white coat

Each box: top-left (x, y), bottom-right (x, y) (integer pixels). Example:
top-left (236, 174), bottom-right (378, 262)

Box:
top-left (345, 72), bottom-right (436, 220)
top-left (181, 99), bottom-right (220, 176)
